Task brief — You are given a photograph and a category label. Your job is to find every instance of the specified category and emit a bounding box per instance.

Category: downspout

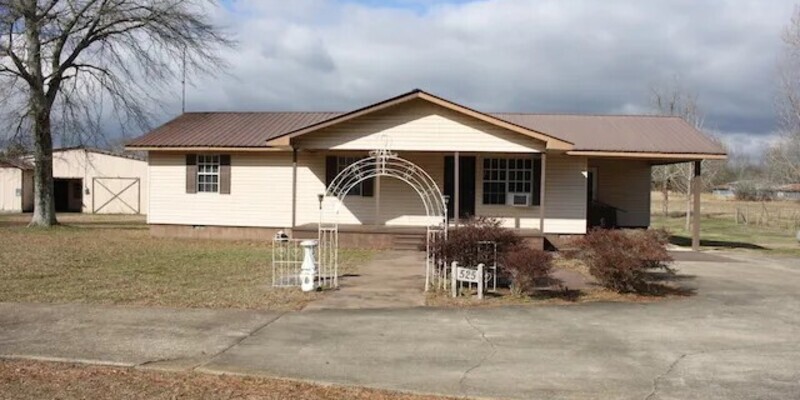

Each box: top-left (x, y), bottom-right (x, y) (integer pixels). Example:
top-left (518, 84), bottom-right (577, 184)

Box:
top-left (291, 146), bottom-right (298, 229)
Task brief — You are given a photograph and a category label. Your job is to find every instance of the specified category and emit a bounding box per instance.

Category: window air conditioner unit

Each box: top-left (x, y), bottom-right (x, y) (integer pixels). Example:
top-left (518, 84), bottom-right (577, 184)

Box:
top-left (507, 192), bottom-right (531, 207)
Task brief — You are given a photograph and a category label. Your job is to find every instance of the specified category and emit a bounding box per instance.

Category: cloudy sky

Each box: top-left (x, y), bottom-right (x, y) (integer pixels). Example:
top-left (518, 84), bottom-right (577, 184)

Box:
top-left (166, 0), bottom-right (797, 159)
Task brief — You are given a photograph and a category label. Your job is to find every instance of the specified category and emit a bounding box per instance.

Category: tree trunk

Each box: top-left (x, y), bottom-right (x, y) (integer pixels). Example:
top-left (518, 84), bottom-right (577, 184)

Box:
top-left (29, 110), bottom-right (57, 227)
top-left (662, 179), bottom-right (669, 217)
top-left (24, 5), bottom-right (58, 227)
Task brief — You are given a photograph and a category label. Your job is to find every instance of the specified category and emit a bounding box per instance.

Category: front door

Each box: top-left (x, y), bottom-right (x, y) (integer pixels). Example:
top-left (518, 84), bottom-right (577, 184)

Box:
top-left (444, 156), bottom-right (476, 220)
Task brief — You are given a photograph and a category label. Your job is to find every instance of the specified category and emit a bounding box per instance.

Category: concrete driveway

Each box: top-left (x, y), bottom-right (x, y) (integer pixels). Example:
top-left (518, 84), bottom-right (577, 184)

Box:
top-left (1, 251), bottom-right (798, 399)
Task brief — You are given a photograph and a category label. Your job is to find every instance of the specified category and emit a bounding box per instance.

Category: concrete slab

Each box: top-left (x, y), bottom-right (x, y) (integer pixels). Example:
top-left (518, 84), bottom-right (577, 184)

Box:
top-left (0, 303), bottom-right (281, 369)
top-left (304, 251), bottom-right (426, 310)
top-left (203, 254), bottom-right (800, 399)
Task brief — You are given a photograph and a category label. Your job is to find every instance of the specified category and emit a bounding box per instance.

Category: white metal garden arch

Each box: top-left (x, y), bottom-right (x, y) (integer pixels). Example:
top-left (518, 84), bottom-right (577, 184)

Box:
top-left (318, 148), bottom-right (448, 291)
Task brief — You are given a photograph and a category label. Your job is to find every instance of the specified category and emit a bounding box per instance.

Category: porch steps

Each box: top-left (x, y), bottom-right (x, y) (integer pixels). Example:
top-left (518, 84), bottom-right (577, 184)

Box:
top-left (543, 234), bottom-right (579, 252)
top-left (392, 234), bottom-right (425, 251)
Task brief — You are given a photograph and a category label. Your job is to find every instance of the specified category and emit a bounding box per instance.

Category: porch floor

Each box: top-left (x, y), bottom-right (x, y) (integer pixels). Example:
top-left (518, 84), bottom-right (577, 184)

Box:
top-left (292, 223), bottom-right (544, 250)
top-left (292, 223), bottom-right (543, 237)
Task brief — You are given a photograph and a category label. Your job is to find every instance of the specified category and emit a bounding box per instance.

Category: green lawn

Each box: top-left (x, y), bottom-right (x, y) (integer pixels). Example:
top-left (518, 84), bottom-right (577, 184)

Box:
top-left (0, 214), bottom-right (372, 310)
top-left (651, 214), bottom-right (800, 256)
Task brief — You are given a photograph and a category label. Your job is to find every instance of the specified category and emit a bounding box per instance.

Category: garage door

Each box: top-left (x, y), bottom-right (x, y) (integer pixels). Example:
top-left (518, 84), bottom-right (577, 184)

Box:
top-left (92, 177), bottom-right (141, 214)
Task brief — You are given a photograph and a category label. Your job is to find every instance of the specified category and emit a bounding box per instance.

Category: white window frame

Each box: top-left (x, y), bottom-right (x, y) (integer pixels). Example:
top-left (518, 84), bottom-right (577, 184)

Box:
top-left (482, 157), bottom-right (535, 206)
top-left (197, 154), bottom-right (220, 193)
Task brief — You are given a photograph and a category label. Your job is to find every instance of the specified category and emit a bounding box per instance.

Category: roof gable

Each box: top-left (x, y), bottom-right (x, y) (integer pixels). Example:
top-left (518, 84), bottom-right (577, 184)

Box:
top-left (264, 89), bottom-right (573, 150)
top-left (293, 98), bottom-right (547, 153)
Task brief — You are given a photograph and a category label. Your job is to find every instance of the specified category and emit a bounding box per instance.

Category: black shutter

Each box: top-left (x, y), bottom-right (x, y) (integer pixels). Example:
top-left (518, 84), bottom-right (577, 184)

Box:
top-left (362, 176), bottom-right (374, 197)
top-left (361, 156), bottom-right (374, 197)
top-left (532, 157), bottom-right (542, 206)
top-left (325, 156), bottom-right (337, 189)
top-left (219, 155), bottom-right (231, 195)
top-left (185, 154), bottom-right (197, 194)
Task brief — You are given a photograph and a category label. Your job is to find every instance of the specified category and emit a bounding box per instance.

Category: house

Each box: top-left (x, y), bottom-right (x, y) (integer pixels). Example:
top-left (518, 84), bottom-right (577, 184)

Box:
top-left (712, 181), bottom-right (799, 202)
top-left (1, 147), bottom-right (149, 214)
top-left (775, 184), bottom-right (800, 201)
top-left (0, 159), bottom-right (33, 213)
top-left (711, 183), bottom-right (736, 199)
top-left (126, 89), bottom-right (725, 248)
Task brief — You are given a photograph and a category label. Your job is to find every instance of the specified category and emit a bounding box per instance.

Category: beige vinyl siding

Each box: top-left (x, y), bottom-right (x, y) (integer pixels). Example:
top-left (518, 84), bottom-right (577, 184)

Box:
top-left (148, 152), bottom-right (292, 227)
top-left (0, 167), bottom-right (23, 212)
top-left (589, 158), bottom-right (651, 227)
top-left (296, 99), bottom-right (545, 153)
top-left (294, 151), bottom-right (443, 227)
top-left (543, 154), bottom-right (588, 234)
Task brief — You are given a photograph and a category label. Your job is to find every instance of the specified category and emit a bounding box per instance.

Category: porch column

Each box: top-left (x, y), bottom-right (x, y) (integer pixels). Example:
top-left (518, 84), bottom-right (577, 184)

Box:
top-left (291, 147), bottom-right (298, 228)
top-left (374, 175), bottom-right (381, 227)
top-left (454, 151), bottom-right (460, 228)
top-left (539, 153), bottom-right (546, 233)
top-left (692, 160), bottom-right (702, 251)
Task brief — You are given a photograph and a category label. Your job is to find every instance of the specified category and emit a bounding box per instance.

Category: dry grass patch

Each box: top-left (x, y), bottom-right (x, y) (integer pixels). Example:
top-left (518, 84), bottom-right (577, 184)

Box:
top-left (0, 359), bottom-right (459, 400)
top-left (0, 214), bottom-right (372, 310)
top-left (425, 257), bottom-right (693, 308)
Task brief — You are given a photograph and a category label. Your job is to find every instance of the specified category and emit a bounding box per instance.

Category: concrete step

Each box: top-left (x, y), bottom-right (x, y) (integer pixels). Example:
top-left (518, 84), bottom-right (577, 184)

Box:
top-left (543, 234), bottom-right (579, 252)
top-left (392, 234), bottom-right (425, 251)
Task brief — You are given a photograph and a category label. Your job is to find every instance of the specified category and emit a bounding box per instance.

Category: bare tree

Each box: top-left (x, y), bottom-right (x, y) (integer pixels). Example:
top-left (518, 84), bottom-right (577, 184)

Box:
top-left (770, 6), bottom-right (800, 184)
top-left (649, 80), bottom-right (726, 229)
top-left (0, 0), bottom-right (231, 226)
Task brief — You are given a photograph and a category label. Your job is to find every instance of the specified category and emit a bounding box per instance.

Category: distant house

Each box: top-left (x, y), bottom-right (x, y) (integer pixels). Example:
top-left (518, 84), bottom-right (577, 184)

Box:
top-left (712, 183), bottom-right (736, 199)
top-left (125, 89), bottom-right (726, 247)
top-left (0, 147), bottom-right (149, 214)
top-left (775, 184), bottom-right (800, 201)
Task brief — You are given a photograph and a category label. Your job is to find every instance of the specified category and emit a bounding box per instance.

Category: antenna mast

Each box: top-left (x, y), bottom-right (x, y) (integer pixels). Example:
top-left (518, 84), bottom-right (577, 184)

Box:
top-left (181, 47), bottom-right (187, 113)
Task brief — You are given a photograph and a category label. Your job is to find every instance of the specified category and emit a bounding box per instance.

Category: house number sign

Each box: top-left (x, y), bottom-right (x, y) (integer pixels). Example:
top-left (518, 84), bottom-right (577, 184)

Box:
top-left (451, 262), bottom-right (485, 300)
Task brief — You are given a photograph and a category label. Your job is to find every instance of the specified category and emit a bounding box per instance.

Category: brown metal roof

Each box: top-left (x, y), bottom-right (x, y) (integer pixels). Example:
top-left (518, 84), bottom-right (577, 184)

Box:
top-left (492, 113), bottom-right (725, 155)
top-left (127, 112), bottom-right (341, 148)
top-left (127, 91), bottom-right (726, 156)
top-left (0, 158), bottom-right (32, 170)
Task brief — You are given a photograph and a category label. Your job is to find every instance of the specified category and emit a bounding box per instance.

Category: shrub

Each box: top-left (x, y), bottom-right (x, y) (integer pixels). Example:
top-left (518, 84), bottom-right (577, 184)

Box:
top-left (571, 229), bottom-right (674, 293)
top-left (500, 246), bottom-right (553, 295)
top-left (428, 217), bottom-right (522, 267)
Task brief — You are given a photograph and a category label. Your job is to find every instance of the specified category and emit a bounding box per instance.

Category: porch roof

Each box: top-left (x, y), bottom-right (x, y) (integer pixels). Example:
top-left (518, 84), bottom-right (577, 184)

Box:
top-left (126, 89), bottom-right (726, 159)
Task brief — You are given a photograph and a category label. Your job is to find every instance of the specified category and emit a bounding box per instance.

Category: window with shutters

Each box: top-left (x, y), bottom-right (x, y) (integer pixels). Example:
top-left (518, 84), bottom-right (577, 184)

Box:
top-left (197, 154), bottom-right (220, 193)
top-left (482, 157), bottom-right (540, 205)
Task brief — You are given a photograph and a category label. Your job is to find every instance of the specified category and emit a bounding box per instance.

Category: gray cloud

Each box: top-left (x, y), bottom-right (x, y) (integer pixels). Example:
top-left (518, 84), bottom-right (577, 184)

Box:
top-left (163, 0), bottom-right (795, 156)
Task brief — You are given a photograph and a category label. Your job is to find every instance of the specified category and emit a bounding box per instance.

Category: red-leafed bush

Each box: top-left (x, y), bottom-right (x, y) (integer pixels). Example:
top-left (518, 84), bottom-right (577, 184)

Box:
top-left (500, 246), bottom-right (553, 295)
top-left (428, 217), bottom-right (522, 267)
top-left (571, 229), bottom-right (674, 293)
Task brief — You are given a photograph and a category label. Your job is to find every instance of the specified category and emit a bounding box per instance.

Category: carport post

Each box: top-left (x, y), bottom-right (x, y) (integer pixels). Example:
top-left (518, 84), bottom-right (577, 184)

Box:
top-left (454, 151), bottom-right (460, 228)
top-left (692, 160), bottom-right (702, 251)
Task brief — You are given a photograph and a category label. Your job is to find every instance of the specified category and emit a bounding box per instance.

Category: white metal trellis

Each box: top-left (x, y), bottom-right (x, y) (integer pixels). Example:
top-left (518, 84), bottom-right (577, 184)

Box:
top-left (319, 147), bottom-right (448, 291)
top-left (272, 237), bottom-right (308, 287)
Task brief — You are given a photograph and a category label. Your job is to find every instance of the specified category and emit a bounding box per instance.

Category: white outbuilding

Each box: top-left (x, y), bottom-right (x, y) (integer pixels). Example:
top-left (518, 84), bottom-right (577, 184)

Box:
top-left (0, 159), bottom-right (34, 213)
top-left (0, 147), bottom-right (148, 214)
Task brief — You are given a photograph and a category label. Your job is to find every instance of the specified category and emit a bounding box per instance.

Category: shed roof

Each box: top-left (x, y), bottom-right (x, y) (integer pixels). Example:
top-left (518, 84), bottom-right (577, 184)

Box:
top-left (0, 158), bottom-right (32, 170)
top-left (127, 89), bottom-right (726, 157)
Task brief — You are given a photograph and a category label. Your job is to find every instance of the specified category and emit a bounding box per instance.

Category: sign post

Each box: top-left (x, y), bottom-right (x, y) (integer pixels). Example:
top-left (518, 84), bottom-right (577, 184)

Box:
top-left (451, 261), bottom-right (484, 300)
